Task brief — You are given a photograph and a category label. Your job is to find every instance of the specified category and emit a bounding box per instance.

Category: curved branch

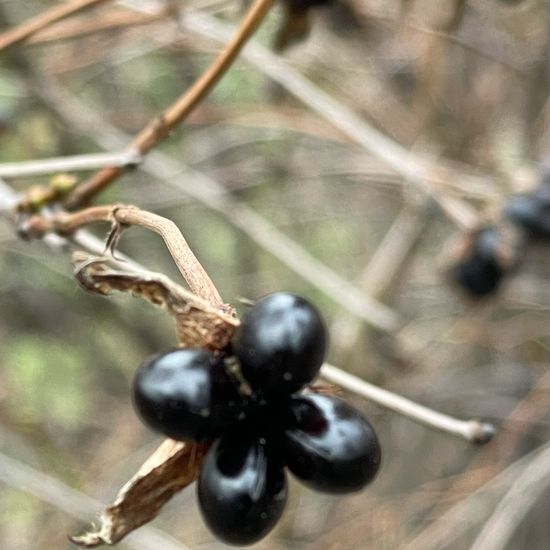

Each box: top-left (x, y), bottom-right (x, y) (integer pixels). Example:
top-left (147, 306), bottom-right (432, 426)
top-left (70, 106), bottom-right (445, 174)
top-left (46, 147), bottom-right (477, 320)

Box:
top-left (64, 0), bottom-right (276, 208)
top-left (20, 204), bottom-right (226, 309)
top-left (180, 8), bottom-right (478, 229)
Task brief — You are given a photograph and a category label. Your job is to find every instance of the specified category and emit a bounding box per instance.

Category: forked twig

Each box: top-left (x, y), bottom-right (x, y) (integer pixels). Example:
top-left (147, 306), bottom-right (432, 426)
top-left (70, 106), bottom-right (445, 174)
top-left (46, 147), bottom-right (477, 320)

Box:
top-left (25, 71), bottom-right (402, 333)
top-left (20, 204), bottom-right (226, 309)
top-left (1, 178), bottom-right (496, 547)
top-left (64, 0), bottom-right (276, 208)
top-left (0, 169), bottom-right (494, 445)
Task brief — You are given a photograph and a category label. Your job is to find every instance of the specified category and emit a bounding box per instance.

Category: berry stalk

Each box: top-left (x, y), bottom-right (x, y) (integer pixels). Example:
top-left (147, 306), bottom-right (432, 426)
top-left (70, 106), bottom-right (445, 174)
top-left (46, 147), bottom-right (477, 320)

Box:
top-left (321, 363), bottom-right (495, 444)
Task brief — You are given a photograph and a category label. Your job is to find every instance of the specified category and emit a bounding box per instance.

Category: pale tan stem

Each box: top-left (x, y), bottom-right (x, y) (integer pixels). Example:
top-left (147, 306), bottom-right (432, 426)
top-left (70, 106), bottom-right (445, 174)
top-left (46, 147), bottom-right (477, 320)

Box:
top-left (320, 363), bottom-right (495, 443)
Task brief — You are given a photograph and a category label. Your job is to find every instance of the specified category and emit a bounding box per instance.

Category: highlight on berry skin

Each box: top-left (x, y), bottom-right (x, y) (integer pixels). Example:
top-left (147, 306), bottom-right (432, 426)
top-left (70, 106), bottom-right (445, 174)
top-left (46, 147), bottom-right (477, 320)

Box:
top-left (232, 292), bottom-right (327, 396)
top-left (283, 393), bottom-right (381, 494)
top-left (132, 292), bottom-right (381, 546)
top-left (132, 347), bottom-right (245, 443)
top-left (198, 431), bottom-right (288, 546)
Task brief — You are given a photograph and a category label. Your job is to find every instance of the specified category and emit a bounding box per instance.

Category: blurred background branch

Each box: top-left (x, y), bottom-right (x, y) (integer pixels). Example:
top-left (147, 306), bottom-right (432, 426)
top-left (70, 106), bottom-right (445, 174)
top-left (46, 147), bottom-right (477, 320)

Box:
top-left (1, 0), bottom-right (549, 548)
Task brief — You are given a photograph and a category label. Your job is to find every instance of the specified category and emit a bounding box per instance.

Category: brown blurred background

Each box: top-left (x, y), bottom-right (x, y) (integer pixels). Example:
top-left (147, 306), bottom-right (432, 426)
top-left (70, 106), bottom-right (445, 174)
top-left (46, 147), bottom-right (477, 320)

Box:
top-left (1, 0), bottom-right (550, 548)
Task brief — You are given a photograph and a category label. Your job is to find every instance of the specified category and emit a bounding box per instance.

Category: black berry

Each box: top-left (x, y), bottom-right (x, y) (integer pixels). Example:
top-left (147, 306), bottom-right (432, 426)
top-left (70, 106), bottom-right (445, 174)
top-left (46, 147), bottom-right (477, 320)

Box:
top-left (504, 194), bottom-right (550, 240)
top-left (283, 394), bottom-right (381, 494)
top-left (197, 431), bottom-right (287, 546)
top-left (232, 293), bottom-right (327, 396)
top-left (133, 348), bottom-right (243, 442)
top-left (450, 226), bottom-right (506, 297)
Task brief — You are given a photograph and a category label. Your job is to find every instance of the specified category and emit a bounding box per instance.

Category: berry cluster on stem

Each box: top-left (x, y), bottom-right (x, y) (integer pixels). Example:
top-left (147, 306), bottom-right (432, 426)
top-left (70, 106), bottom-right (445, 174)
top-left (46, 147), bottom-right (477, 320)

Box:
top-left (133, 292), bottom-right (381, 545)
top-left (448, 165), bottom-right (550, 298)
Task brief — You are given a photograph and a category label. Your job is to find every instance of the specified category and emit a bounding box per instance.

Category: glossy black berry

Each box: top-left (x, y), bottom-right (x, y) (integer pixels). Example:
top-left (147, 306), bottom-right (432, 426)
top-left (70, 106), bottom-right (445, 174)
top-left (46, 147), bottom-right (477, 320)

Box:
top-left (450, 226), bottom-right (506, 297)
top-left (232, 293), bottom-right (327, 396)
top-left (504, 194), bottom-right (550, 240)
top-left (197, 431), bottom-right (287, 546)
top-left (133, 348), bottom-right (243, 442)
top-left (283, 394), bottom-right (381, 494)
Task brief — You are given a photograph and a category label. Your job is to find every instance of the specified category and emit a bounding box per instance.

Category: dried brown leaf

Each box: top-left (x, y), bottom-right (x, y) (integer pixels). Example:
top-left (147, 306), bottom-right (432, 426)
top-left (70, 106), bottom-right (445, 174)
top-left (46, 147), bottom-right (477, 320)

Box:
top-left (69, 252), bottom-right (237, 547)
top-left (72, 251), bottom-right (239, 349)
top-left (70, 440), bottom-right (209, 547)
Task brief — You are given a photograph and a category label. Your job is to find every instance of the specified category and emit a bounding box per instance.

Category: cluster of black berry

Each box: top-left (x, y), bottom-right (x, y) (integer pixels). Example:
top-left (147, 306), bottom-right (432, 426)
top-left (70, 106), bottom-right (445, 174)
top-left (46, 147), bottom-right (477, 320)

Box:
top-left (449, 168), bottom-right (550, 298)
top-left (133, 292), bottom-right (381, 546)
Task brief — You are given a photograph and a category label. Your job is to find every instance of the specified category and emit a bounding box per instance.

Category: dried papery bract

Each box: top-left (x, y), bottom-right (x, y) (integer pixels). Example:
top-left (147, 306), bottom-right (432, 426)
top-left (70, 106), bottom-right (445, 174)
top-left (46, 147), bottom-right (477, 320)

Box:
top-left (73, 252), bottom-right (238, 349)
top-left (70, 440), bottom-right (209, 547)
top-left (68, 257), bottom-right (237, 546)
top-left (17, 203), bottom-right (241, 546)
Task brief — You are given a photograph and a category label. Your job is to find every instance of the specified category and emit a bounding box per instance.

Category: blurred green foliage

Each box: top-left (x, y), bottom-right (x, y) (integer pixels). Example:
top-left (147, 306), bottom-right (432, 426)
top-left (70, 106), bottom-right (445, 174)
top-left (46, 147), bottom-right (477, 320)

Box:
top-left (5, 336), bottom-right (91, 428)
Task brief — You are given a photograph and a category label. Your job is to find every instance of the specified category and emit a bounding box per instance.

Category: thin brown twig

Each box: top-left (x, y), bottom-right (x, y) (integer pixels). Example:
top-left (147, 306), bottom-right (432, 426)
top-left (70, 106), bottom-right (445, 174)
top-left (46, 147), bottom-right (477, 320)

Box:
top-left (20, 204), bottom-right (225, 309)
top-left (28, 6), bottom-right (174, 45)
top-left (64, 0), bottom-right (276, 209)
top-left (179, 9), bottom-right (479, 229)
top-left (24, 69), bottom-right (401, 332)
top-left (0, 0), bottom-right (113, 52)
